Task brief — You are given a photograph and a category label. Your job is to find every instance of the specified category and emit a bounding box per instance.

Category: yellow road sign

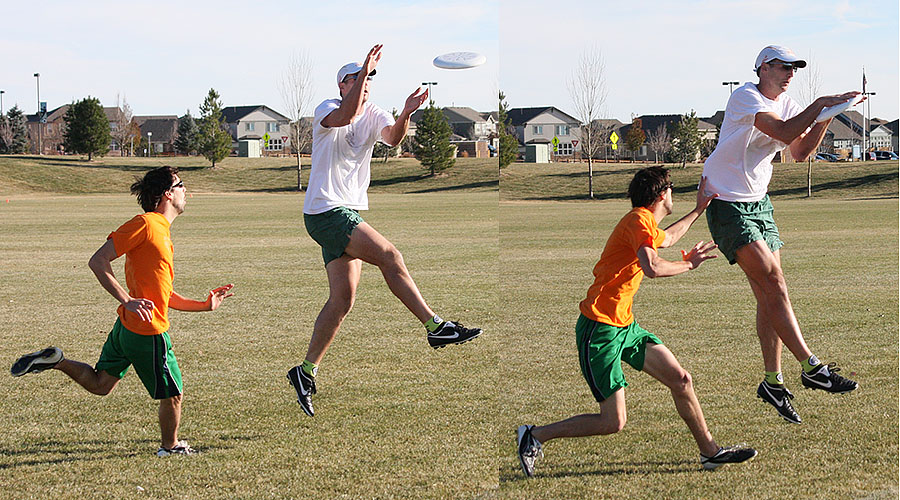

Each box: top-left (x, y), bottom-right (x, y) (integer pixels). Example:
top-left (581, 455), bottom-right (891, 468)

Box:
top-left (263, 132), bottom-right (271, 148)
top-left (610, 131), bottom-right (619, 143)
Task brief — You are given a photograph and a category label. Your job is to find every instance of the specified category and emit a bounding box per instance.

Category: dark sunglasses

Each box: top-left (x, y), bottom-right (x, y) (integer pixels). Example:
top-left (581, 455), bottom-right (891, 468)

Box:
top-left (342, 74), bottom-right (373, 83)
top-left (170, 180), bottom-right (184, 190)
top-left (767, 61), bottom-right (799, 71)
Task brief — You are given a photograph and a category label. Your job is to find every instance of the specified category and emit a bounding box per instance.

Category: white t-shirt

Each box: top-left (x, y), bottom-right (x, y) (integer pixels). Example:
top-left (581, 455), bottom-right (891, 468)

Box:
top-left (701, 82), bottom-right (804, 202)
top-left (303, 99), bottom-right (395, 214)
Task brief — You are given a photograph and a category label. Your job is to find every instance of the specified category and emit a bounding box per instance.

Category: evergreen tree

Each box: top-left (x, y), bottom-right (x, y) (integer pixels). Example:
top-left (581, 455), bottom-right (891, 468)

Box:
top-left (624, 117), bottom-right (646, 160)
top-left (197, 89), bottom-right (231, 167)
top-left (671, 110), bottom-right (701, 168)
top-left (175, 110), bottom-right (199, 155)
top-left (413, 104), bottom-right (455, 175)
top-left (8, 106), bottom-right (29, 153)
top-left (63, 97), bottom-right (111, 160)
top-left (498, 91), bottom-right (518, 169)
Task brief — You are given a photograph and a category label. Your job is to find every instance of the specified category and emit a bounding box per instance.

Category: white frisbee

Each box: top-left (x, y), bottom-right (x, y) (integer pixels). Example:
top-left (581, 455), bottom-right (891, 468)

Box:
top-left (816, 94), bottom-right (863, 122)
top-left (433, 52), bottom-right (486, 70)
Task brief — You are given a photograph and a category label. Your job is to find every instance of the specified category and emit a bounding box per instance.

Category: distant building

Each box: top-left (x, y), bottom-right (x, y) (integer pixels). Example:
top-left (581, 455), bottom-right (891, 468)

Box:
top-left (507, 106), bottom-right (581, 158)
top-left (409, 106), bottom-right (498, 141)
top-left (135, 115), bottom-right (179, 154)
top-left (221, 105), bottom-right (292, 154)
top-left (26, 105), bottom-right (125, 155)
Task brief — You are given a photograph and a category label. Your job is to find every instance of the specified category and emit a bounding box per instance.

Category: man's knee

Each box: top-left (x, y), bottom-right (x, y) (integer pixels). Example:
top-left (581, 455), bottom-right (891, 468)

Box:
top-left (667, 368), bottom-right (694, 395)
top-left (161, 394), bottom-right (182, 407)
top-left (601, 412), bottom-right (627, 434)
top-left (326, 292), bottom-right (355, 317)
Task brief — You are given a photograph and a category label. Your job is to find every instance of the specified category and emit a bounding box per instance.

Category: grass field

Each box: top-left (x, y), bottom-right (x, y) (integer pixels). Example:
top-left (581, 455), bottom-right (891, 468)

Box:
top-left (0, 155), bottom-right (897, 499)
top-left (498, 161), bottom-right (898, 499)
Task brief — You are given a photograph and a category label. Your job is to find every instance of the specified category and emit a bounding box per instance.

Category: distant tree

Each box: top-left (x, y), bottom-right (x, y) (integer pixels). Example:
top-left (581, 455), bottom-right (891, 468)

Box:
top-left (671, 110), bottom-right (701, 168)
top-left (0, 116), bottom-right (10, 153)
top-left (624, 117), bottom-right (646, 161)
top-left (174, 110), bottom-right (199, 155)
top-left (197, 89), bottom-right (231, 168)
top-left (278, 50), bottom-right (315, 190)
top-left (646, 122), bottom-right (671, 163)
top-left (413, 104), bottom-right (455, 175)
top-left (5, 106), bottom-right (29, 154)
top-left (374, 108), bottom-right (400, 163)
top-left (63, 97), bottom-right (111, 160)
top-left (498, 91), bottom-right (518, 169)
top-left (793, 51), bottom-right (823, 197)
top-left (568, 46), bottom-right (608, 198)
top-left (111, 94), bottom-right (136, 157)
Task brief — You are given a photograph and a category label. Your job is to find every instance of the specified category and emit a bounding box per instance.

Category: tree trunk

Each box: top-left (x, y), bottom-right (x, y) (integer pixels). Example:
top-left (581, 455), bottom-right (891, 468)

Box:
top-left (297, 152), bottom-right (303, 191)
top-left (807, 159), bottom-right (812, 198)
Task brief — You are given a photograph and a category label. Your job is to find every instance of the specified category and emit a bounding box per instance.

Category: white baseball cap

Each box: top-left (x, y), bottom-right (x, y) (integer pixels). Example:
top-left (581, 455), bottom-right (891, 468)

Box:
top-left (336, 62), bottom-right (376, 85)
top-left (754, 45), bottom-right (807, 70)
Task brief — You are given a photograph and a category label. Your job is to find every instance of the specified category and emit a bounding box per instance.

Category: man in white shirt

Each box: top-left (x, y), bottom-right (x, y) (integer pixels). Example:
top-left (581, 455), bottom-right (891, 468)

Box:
top-left (701, 45), bottom-right (859, 424)
top-left (288, 44), bottom-right (482, 417)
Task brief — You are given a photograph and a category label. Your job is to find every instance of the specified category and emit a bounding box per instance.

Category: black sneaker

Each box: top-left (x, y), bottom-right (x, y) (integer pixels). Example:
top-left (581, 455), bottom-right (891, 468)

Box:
top-left (516, 425), bottom-right (543, 477)
top-left (427, 321), bottom-right (482, 349)
top-left (700, 444), bottom-right (758, 470)
top-left (11, 347), bottom-right (63, 377)
top-left (287, 366), bottom-right (316, 417)
top-left (801, 362), bottom-right (858, 394)
top-left (756, 381), bottom-right (801, 424)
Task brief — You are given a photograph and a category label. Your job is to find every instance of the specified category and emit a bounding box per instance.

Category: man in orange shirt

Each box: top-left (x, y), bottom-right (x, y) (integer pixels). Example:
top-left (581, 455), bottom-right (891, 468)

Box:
top-left (516, 166), bottom-right (756, 476)
top-left (11, 166), bottom-right (234, 457)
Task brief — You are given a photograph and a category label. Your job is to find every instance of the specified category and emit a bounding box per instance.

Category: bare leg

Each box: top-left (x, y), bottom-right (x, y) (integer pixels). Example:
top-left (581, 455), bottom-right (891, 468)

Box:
top-left (54, 360), bottom-right (119, 395)
top-left (304, 255), bottom-right (363, 365)
top-left (159, 395), bottom-right (182, 449)
top-left (747, 267), bottom-right (783, 373)
top-left (530, 388), bottom-right (626, 443)
top-left (736, 242), bottom-right (812, 363)
top-left (641, 343), bottom-right (719, 456)
top-left (344, 222), bottom-right (434, 324)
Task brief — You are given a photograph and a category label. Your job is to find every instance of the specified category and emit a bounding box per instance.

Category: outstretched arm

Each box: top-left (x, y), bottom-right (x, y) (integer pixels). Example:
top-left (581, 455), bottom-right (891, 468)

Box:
top-left (381, 87), bottom-right (429, 147)
top-left (169, 284), bottom-right (235, 312)
top-left (637, 240), bottom-right (718, 279)
top-left (89, 239), bottom-right (155, 322)
top-left (322, 44), bottom-right (383, 128)
top-left (754, 91), bottom-right (861, 157)
top-left (660, 177), bottom-right (718, 248)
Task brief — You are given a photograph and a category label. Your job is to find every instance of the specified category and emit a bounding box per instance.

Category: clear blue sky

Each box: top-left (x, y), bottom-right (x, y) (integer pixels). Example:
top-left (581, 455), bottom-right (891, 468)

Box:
top-left (2, 0), bottom-right (499, 118)
top-left (501, 0), bottom-right (898, 122)
top-left (3, 0), bottom-right (896, 123)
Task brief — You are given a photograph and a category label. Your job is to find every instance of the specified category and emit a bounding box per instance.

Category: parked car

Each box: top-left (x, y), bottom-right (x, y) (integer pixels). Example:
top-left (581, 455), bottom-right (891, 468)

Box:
top-left (872, 150), bottom-right (899, 160)
top-left (815, 152), bottom-right (838, 162)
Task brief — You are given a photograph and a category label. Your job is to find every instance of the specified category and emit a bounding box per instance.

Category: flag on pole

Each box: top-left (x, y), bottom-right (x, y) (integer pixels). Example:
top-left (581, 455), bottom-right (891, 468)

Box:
top-left (862, 68), bottom-right (867, 93)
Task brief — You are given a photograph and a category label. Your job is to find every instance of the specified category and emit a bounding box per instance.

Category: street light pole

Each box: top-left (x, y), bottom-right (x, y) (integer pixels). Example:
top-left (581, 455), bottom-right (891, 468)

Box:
top-left (862, 91), bottom-right (876, 158)
top-left (0, 90), bottom-right (5, 115)
top-left (421, 81), bottom-right (437, 106)
top-left (34, 73), bottom-right (41, 155)
top-left (722, 81), bottom-right (739, 94)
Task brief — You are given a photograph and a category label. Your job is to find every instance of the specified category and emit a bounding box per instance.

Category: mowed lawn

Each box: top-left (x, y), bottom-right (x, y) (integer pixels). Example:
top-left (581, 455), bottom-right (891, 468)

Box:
top-left (497, 164), bottom-right (898, 498)
top-left (0, 188), bottom-right (499, 496)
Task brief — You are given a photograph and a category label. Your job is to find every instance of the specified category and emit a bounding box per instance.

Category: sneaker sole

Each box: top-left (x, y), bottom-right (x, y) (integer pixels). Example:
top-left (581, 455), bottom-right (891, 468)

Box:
top-left (702, 449), bottom-right (758, 470)
top-left (756, 394), bottom-right (801, 424)
top-left (800, 381), bottom-right (858, 394)
top-left (286, 373), bottom-right (314, 417)
top-left (429, 331), bottom-right (483, 349)
top-left (516, 426), bottom-right (534, 477)
top-left (11, 351), bottom-right (61, 377)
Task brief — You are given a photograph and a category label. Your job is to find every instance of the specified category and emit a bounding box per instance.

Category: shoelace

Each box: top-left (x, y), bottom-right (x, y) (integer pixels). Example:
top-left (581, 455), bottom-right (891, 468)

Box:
top-left (822, 362), bottom-right (853, 384)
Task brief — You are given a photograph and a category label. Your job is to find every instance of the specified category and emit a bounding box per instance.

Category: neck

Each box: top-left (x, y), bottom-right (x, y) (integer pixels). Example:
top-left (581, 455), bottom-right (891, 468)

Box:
top-left (756, 80), bottom-right (783, 101)
top-left (154, 204), bottom-right (178, 224)
top-left (645, 202), bottom-right (668, 224)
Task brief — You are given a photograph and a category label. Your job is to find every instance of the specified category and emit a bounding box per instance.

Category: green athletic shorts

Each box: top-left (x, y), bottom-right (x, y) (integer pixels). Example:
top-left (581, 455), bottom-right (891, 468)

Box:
top-left (706, 195), bottom-right (784, 265)
top-left (304, 207), bottom-right (364, 266)
top-left (576, 314), bottom-right (662, 403)
top-left (95, 318), bottom-right (183, 400)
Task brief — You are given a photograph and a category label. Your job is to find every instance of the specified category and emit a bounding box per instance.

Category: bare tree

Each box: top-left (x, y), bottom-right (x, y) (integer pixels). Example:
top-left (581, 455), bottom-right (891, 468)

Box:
top-left (646, 122), bottom-right (671, 163)
top-left (278, 50), bottom-right (315, 191)
top-left (793, 51), bottom-right (822, 197)
top-left (112, 94), bottom-right (135, 157)
top-left (0, 116), bottom-right (12, 153)
top-left (568, 47), bottom-right (608, 198)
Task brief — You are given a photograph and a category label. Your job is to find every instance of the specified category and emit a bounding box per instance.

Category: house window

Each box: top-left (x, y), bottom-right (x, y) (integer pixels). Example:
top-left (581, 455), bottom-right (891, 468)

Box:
top-left (557, 142), bottom-right (573, 155)
top-left (267, 122), bottom-right (279, 132)
top-left (556, 125), bottom-right (569, 135)
top-left (265, 138), bottom-right (283, 151)
top-left (245, 122), bottom-right (255, 131)
top-left (532, 125), bottom-right (543, 135)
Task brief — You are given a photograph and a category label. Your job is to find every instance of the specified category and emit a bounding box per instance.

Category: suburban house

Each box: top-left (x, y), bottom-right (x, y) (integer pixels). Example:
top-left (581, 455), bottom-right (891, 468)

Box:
top-left (612, 114), bottom-right (718, 162)
top-left (507, 106), bottom-right (581, 158)
top-left (135, 115), bottom-right (179, 154)
top-left (409, 106), bottom-right (497, 140)
top-left (221, 105), bottom-right (292, 154)
top-left (26, 105), bottom-right (125, 155)
top-left (885, 119), bottom-right (898, 153)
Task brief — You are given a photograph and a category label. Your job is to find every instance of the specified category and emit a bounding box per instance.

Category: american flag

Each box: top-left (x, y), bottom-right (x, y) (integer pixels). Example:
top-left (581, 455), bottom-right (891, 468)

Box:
top-left (862, 69), bottom-right (867, 93)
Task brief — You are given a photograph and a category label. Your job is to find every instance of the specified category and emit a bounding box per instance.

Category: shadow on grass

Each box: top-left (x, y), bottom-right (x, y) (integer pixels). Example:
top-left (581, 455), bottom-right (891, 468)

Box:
top-left (769, 172), bottom-right (899, 198)
top-left (499, 459), bottom-right (698, 483)
top-left (370, 173), bottom-right (433, 186)
top-left (18, 156), bottom-right (212, 173)
top-left (410, 180), bottom-right (499, 193)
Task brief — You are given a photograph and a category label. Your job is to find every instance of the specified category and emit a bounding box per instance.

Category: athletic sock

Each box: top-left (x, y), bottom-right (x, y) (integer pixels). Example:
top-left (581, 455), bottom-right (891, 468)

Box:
top-left (802, 355), bottom-right (822, 374)
top-left (301, 359), bottom-right (318, 377)
top-left (425, 315), bottom-right (444, 333)
top-left (764, 371), bottom-right (784, 385)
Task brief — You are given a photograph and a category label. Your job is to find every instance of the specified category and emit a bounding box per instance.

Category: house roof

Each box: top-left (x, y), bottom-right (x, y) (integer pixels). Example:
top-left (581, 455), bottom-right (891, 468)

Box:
top-left (825, 116), bottom-right (861, 141)
top-left (221, 105), bottom-right (290, 123)
top-left (884, 119), bottom-right (898, 135)
top-left (137, 116), bottom-right (179, 142)
top-left (409, 106), bottom-right (488, 125)
top-left (507, 107), bottom-right (580, 126)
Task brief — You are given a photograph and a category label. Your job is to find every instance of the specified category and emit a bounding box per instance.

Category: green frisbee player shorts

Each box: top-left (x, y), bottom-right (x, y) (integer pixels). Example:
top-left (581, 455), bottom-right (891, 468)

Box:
top-left (575, 314), bottom-right (662, 402)
top-left (95, 318), bottom-right (183, 400)
top-left (706, 195), bottom-right (784, 265)
top-left (304, 206), bottom-right (365, 266)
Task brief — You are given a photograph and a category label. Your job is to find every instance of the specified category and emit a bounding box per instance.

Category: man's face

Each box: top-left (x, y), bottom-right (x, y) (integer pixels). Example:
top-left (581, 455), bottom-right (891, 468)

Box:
top-left (338, 72), bottom-right (372, 101)
top-left (761, 59), bottom-right (797, 92)
top-left (169, 176), bottom-right (186, 214)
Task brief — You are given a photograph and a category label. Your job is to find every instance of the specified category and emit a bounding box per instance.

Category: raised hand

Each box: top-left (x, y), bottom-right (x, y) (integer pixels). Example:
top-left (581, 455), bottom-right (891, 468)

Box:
top-left (680, 240), bottom-right (718, 269)
top-left (207, 284), bottom-right (235, 311)
top-left (362, 44), bottom-right (383, 76)
top-left (403, 87), bottom-right (429, 115)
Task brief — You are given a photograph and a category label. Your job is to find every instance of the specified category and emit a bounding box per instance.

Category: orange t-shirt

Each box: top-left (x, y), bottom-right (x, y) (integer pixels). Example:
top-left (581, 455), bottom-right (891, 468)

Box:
top-left (579, 207), bottom-right (666, 327)
top-left (109, 212), bottom-right (174, 335)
